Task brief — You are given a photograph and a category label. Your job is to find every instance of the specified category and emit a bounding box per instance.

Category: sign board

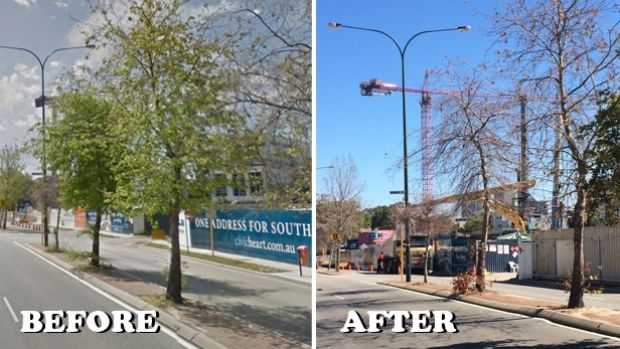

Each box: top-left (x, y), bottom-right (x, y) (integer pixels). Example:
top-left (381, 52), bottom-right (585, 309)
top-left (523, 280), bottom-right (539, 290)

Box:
top-left (111, 212), bottom-right (133, 234)
top-left (190, 208), bottom-right (311, 265)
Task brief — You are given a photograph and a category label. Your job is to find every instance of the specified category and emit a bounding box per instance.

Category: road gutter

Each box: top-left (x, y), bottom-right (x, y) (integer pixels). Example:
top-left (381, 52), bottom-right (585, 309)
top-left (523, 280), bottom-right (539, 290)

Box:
top-left (378, 281), bottom-right (620, 339)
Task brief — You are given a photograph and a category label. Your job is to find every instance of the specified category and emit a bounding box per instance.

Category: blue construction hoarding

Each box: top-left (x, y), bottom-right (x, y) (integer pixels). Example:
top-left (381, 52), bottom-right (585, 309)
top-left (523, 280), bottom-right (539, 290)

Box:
top-left (87, 210), bottom-right (133, 234)
top-left (189, 208), bottom-right (311, 265)
top-left (485, 239), bottom-right (520, 272)
top-left (111, 212), bottom-right (134, 234)
top-left (434, 237), bottom-right (521, 275)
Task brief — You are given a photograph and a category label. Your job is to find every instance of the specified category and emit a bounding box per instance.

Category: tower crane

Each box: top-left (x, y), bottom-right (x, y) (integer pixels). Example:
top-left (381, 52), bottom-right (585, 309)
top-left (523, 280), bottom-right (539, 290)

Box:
top-left (360, 75), bottom-right (540, 225)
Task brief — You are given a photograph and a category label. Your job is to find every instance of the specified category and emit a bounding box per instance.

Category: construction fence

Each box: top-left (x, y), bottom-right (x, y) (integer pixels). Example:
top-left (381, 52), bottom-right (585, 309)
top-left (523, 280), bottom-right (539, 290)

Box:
top-left (531, 226), bottom-right (620, 283)
top-left (335, 237), bottom-right (521, 275)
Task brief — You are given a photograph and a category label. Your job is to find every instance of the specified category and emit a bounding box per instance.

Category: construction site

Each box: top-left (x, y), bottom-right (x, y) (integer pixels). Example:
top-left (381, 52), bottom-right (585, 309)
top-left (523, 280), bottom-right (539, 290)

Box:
top-left (320, 70), bottom-right (618, 283)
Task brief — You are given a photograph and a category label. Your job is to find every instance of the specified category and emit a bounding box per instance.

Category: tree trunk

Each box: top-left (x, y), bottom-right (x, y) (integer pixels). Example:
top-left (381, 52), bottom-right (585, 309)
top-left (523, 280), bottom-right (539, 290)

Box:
top-left (423, 234), bottom-right (430, 283)
top-left (423, 212), bottom-right (431, 283)
top-left (2, 209), bottom-right (6, 229)
top-left (475, 142), bottom-right (490, 292)
top-left (476, 202), bottom-right (490, 292)
top-left (91, 210), bottom-right (101, 267)
top-left (54, 207), bottom-right (61, 251)
top-left (166, 163), bottom-right (183, 304)
top-left (43, 207), bottom-right (49, 247)
top-left (568, 184), bottom-right (587, 308)
top-left (335, 239), bottom-right (341, 272)
top-left (166, 203), bottom-right (183, 304)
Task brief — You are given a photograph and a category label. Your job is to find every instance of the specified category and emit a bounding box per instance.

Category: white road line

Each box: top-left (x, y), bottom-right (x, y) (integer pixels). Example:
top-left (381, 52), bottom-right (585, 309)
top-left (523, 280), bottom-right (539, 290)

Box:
top-left (13, 241), bottom-right (199, 349)
top-left (3, 296), bottom-right (19, 323)
top-left (334, 295), bottom-right (345, 300)
top-left (377, 283), bottom-right (620, 341)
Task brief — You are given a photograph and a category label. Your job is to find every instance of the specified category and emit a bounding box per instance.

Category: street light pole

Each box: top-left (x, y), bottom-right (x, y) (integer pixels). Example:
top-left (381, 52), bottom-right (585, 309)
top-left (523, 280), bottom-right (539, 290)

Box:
top-left (0, 44), bottom-right (94, 246)
top-left (328, 23), bottom-right (470, 282)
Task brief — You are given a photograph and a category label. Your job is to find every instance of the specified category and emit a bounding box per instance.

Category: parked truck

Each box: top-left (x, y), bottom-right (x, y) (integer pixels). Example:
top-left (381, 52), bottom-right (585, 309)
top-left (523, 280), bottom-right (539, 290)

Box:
top-left (394, 235), bottom-right (434, 273)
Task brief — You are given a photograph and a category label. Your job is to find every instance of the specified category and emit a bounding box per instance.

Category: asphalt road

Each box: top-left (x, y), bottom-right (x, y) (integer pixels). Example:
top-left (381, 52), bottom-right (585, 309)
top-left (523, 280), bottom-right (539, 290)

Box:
top-left (5, 229), bottom-right (311, 346)
top-left (317, 273), bottom-right (620, 348)
top-left (0, 233), bottom-right (193, 349)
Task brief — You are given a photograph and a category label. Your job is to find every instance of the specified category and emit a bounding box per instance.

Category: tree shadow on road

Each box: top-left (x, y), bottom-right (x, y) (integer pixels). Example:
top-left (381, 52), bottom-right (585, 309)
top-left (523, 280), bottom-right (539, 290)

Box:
top-left (111, 269), bottom-right (311, 343)
top-left (428, 339), bottom-right (618, 348)
top-left (497, 278), bottom-right (620, 295)
top-left (322, 288), bottom-right (396, 297)
top-left (215, 302), bottom-right (311, 345)
top-left (318, 297), bottom-right (451, 311)
top-left (178, 299), bottom-right (309, 348)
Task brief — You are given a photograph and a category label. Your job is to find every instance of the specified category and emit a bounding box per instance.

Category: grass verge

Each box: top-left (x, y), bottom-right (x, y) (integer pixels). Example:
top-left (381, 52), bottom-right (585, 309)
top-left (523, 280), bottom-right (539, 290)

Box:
top-left (140, 294), bottom-right (178, 309)
top-left (146, 242), bottom-right (286, 273)
top-left (45, 245), bottom-right (66, 253)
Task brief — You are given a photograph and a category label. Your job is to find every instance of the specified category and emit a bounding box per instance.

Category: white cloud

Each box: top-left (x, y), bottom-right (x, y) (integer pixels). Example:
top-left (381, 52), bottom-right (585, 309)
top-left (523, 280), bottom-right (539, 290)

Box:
top-left (186, 0), bottom-right (241, 18)
top-left (55, 0), bottom-right (69, 8)
top-left (13, 113), bottom-right (38, 129)
top-left (0, 64), bottom-right (40, 146)
top-left (13, 0), bottom-right (36, 8)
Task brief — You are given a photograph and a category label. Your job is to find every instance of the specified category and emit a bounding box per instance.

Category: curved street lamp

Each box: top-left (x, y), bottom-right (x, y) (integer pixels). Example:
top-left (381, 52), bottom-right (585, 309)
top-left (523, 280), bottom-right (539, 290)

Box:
top-left (328, 22), bottom-right (470, 282)
top-left (0, 44), bottom-right (95, 245)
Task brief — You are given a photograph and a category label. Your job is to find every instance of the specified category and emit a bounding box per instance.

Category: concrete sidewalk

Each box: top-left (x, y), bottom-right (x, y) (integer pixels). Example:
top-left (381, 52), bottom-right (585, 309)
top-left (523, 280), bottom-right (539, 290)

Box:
top-left (14, 220), bottom-right (313, 285)
top-left (148, 238), bottom-right (312, 285)
top-left (380, 280), bottom-right (620, 339)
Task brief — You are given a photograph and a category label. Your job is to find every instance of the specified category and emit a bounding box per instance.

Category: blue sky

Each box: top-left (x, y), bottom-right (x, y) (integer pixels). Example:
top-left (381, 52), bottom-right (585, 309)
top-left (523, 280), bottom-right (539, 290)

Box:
top-left (317, 0), bottom-right (503, 208)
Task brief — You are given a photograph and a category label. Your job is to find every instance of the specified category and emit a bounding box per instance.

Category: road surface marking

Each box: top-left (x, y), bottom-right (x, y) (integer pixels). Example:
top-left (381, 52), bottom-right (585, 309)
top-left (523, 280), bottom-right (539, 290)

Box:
top-left (334, 295), bottom-right (345, 300)
top-left (14, 241), bottom-right (200, 349)
top-left (377, 282), bottom-right (620, 341)
top-left (3, 297), bottom-right (18, 323)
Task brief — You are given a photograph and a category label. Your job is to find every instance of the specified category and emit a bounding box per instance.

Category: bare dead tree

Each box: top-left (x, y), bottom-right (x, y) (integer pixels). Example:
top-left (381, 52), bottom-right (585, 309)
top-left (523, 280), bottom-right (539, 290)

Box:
top-left (431, 64), bottom-right (515, 291)
top-left (410, 199), bottom-right (455, 283)
top-left (317, 155), bottom-right (364, 271)
top-left (492, 0), bottom-right (620, 308)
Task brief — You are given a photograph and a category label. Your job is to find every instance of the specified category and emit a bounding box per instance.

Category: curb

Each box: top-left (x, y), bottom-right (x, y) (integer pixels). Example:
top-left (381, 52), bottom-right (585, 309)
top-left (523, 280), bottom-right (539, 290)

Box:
top-left (379, 281), bottom-right (620, 339)
top-left (29, 244), bottom-right (228, 349)
top-left (317, 269), bottom-right (353, 276)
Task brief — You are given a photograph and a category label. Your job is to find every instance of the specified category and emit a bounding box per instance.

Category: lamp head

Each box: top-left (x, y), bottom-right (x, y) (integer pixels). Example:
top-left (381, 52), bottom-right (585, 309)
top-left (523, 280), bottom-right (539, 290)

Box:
top-left (458, 25), bottom-right (472, 32)
top-left (328, 22), bottom-right (342, 29)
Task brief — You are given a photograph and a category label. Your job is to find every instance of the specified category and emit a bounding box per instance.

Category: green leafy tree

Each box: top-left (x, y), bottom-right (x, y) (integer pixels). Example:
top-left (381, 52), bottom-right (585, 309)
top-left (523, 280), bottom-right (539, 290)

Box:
top-left (359, 210), bottom-right (372, 230)
top-left (588, 94), bottom-right (620, 225)
top-left (89, 0), bottom-right (250, 303)
top-left (461, 211), bottom-right (484, 234)
top-left (367, 205), bottom-right (395, 230)
top-left (46, 92), bottom-right (116, 266)
top-left (0, 144), bottom-right (29, 229)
